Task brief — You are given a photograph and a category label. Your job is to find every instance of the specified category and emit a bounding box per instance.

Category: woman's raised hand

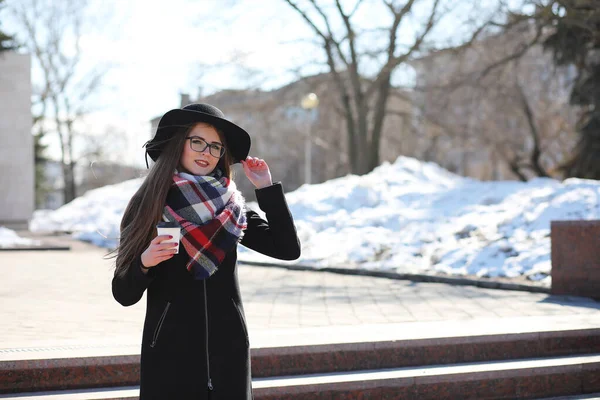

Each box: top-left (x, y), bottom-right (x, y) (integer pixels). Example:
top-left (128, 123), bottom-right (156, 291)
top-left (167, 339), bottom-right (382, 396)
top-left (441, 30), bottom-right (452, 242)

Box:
top-left (141, 235), bottom-right (178, 270)
top-left (241, 157), bottom-right (272, 189)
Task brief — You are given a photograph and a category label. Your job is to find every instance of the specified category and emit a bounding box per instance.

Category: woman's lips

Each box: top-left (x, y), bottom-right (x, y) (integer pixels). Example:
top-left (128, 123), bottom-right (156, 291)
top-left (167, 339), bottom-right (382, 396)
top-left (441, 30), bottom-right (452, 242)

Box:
top-left (195, 160), bottom-right (209, 167)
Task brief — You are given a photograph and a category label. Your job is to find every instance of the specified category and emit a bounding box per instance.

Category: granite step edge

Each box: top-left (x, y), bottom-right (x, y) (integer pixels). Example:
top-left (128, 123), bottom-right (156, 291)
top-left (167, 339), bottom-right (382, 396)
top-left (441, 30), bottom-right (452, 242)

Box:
top-left (2, 355), bottom-right (599, 400)
top-left (2, 329), bottom-right (600, 394)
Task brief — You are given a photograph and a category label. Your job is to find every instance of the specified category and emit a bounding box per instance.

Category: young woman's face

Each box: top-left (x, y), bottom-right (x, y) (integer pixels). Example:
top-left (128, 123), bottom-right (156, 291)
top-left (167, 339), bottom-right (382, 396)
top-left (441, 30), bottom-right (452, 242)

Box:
top-left (179, 123), bottom-right (224, 176)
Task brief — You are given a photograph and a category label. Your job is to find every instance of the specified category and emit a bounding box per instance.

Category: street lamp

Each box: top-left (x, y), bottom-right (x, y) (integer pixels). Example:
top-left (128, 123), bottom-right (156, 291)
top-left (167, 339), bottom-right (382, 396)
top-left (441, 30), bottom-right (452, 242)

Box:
top-left (301, 93), bottom-right (319, 184)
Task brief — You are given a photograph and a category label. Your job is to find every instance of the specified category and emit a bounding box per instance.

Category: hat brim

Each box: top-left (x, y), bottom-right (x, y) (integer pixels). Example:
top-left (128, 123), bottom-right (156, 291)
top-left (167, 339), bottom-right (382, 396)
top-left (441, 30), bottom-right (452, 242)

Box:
top-left (147, 109), bottom-right (251, 163)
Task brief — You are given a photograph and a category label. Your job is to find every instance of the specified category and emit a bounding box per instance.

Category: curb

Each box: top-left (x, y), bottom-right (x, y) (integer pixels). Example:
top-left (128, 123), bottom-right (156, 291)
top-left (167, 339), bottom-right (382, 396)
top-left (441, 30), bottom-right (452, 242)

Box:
top-left (238, 260), bottom-right (551, 294)
top-left (0, 245), bottom-right (71, 252)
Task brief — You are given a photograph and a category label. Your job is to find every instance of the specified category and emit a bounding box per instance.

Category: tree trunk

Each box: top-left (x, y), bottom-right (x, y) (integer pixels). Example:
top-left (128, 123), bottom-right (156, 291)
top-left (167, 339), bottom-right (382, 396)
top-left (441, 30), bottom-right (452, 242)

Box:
top-left (509, 160), bottom-right (528, 181)
top-left (368, 72), bottom-right (392, 172)
top-left (345, 107), bottom-right (359, 174)
top-left (517, 83), bottom-right (549, 178)
top-left (61, 162), bottom-right (74, 203)
top-left (560, 112), bottom-right (600, 179)
top-left (67, 161), bottom-right (76, 202)
top-left (349, 123), bottom-right (371, 175)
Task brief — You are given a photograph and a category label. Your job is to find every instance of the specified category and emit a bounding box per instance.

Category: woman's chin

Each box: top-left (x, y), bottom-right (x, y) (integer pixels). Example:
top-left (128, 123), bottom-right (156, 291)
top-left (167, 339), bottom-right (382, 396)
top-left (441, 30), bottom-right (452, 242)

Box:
top-left (182, 165), bottom-right (214, 176)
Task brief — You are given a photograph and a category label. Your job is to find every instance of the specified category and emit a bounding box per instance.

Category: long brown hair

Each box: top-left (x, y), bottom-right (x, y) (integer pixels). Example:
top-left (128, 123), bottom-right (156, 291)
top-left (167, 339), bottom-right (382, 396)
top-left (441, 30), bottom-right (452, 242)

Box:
top-left (112, 122), bottom-right (233, 277)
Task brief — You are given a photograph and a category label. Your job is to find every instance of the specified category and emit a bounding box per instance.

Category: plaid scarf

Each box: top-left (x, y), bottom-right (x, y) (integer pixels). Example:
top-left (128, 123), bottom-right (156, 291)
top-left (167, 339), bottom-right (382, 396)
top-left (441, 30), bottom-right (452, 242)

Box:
top-left (163, 170), bottom-right (247, 279)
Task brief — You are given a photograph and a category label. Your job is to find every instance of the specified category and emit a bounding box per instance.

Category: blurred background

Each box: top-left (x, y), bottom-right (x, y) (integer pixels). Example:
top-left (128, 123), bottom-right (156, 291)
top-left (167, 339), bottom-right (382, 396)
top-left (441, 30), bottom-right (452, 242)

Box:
top-left (2, 0), bottom-right (597, 211)
top-left (0, 0), bottom-right (598, 281)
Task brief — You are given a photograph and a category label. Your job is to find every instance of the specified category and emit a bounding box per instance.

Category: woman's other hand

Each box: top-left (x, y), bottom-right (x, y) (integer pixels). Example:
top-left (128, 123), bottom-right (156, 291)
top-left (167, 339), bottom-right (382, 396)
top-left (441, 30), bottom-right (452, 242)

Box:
top-left (241, 157), bottom-right (273, 189)
top-left (140, 235), bottom-right (178, 271)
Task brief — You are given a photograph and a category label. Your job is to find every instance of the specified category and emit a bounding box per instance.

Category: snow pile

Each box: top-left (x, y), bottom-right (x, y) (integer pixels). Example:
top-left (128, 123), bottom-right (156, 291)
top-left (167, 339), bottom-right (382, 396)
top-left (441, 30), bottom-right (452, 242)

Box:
top-left (30, 156), bottom-right (600, 282)
top-left (30, 178), bottom-right (144, 248)
top-left (0, 227), bottom-right (41, 248)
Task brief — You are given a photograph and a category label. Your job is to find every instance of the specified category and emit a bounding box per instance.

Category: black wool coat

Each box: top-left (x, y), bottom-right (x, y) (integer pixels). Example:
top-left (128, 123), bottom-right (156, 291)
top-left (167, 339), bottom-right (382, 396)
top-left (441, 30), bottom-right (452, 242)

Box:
top-left (112, 183), bottom-right (301, 400)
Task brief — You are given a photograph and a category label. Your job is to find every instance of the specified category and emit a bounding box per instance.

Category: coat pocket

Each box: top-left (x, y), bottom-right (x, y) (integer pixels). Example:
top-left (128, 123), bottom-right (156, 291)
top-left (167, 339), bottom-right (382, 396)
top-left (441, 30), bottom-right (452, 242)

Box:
top-left (150, 302), bottom-right (171, 348)
top-left (231, 299), bottom-right (249, 347)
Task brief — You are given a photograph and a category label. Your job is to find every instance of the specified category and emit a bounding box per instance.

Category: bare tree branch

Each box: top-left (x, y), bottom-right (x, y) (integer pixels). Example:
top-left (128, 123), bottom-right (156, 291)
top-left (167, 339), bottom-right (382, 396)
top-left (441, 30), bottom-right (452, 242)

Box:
top-left (9, 0), bottom-right (111, 203)
top-left (309, 0), bottom-right (351, 67)
top-left (282, 0), bottom-right (511, 175)
top-left (475, 25), bottom-right (544, 82)
top-left (348, 0), bottom-right (364, 18)
top-left (283, 1), bottom-right (328, 42)
top-left (335, 0), bottom-right (367, 159)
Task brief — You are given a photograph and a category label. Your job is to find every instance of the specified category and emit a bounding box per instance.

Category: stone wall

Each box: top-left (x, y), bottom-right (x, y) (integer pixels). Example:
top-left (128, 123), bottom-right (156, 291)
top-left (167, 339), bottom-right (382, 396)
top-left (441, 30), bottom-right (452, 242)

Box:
top-left (0, 52), bottom-right (33, 229)
top-left (551, 220), bottom-right (600, 299)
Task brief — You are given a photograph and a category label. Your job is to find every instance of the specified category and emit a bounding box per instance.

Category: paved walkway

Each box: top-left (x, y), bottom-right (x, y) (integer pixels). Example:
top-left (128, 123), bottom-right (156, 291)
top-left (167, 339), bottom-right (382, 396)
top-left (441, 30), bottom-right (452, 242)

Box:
top-left (1, 235), bottom-right (599, 358)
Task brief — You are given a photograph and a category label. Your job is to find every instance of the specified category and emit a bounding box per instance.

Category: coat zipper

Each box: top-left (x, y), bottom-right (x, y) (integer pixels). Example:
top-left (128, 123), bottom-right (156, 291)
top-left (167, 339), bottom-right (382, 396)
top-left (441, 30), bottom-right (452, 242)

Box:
top-left (203, 280), bottom-right (213, 392)
top-left (150, 302), bottom-right (171, 348)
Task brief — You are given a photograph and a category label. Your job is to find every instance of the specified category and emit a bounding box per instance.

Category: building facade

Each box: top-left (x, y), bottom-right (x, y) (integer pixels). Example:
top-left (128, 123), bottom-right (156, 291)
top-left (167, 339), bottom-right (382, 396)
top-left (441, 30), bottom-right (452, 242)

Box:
top-left (150, 74), bottom-right (414, 199)
top-left (0, 52), bottom-right (33, 229)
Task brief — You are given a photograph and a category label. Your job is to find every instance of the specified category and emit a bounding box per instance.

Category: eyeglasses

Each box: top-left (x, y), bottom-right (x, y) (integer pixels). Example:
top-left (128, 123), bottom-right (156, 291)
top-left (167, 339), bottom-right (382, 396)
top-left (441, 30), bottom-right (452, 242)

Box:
top-left (186, 136), bottom-right (225, 158)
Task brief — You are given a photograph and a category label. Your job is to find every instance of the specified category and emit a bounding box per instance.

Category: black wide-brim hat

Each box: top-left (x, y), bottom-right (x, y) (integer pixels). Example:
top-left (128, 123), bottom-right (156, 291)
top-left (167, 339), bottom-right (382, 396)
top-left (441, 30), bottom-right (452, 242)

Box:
top-left (145, 103), bottom-right (251, 164)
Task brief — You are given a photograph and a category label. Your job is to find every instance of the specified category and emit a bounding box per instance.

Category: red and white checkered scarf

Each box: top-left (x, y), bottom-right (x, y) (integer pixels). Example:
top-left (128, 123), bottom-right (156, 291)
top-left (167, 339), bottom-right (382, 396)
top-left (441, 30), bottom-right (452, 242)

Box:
top-left (162, 170), bottom-right (247, 279)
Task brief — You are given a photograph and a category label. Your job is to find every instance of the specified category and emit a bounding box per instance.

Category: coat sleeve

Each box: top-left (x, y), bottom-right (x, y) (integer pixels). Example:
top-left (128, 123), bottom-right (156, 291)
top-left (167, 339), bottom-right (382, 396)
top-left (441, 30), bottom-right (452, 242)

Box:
top-left (240, 182), bottom-right (301, 260)
top-left (112, 255), bottom-right (155, 306)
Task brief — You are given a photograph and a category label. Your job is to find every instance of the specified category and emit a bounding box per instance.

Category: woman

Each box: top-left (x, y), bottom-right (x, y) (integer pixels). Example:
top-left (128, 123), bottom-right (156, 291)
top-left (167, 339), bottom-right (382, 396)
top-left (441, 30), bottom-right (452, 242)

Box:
top-left (112, 103), bottom-right (301, 399)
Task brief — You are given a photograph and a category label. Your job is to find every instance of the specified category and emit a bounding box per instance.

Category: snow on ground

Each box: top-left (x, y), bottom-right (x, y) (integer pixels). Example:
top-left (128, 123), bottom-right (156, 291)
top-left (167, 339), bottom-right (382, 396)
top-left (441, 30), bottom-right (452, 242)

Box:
top-left (29, 178), bottom-right (144, 248)
top-left (0, 227), bottom-right (41, 248)
top-left (28, 156), bottom-right (600, 283)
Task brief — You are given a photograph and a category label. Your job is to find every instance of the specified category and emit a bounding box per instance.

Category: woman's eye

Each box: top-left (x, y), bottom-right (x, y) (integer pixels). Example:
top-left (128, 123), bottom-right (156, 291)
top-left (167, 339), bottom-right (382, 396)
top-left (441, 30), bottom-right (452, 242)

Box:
top-left (211, 144), bottom-right (222, 151)
top-left (191, 139), bottom-right (203, 145)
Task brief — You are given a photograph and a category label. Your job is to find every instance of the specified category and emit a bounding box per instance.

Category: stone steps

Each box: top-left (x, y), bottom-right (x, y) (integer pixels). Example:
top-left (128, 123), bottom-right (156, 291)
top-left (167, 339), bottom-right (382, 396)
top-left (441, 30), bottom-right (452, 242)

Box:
top-left (2, 317), bottom-right (599, 399)
top-left (542, 395), bottom-right (600, 400)
top-left (0, 386), bottom-right (139, 399)
top-left (251, 327), bottom-right (600, 378)
top-left (252, 354), bottom-right (600, 399)
top-left (2, 355), bottom-right (599, 399)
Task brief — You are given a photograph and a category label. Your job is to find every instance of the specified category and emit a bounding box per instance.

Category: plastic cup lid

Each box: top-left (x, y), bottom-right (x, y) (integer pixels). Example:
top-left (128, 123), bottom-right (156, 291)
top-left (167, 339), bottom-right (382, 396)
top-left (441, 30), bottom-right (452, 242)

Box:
top-left (156, 221), bottom-right (180, 228)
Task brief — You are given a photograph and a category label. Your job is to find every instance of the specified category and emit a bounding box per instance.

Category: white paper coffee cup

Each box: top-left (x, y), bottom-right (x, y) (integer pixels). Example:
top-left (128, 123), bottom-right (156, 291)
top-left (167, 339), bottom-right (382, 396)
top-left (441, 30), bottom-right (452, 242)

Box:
top-left (156, 222), bottom-right (181, 254)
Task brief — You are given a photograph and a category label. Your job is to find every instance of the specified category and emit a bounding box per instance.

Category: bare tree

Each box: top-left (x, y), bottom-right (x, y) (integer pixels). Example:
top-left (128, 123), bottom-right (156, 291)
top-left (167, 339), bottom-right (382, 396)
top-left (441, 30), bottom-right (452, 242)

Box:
top-left (281, 0), bottom-right (501, 175)
top-left (191, 70), bottom-right (363, 197)
top-left (412, 23), bottom-right (578, 181)
top-left (8, 0), bottom-right (110, 203)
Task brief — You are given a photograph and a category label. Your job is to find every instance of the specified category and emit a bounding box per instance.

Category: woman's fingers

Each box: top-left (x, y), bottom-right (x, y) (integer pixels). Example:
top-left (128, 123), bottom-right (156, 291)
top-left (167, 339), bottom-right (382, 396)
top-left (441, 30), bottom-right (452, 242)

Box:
top-left (154, 243), bottom-right (177, 256)
top-left (156, 242), bottom-right (177, 250)
top-left (142, 238), bottom-right (178, 268)
top-left (151, 234), bottom-right (172, 245)
top-left (157, 253), bottom-right (175, 259)
top-left (244, 157), bottom-right (268, 170)
top-left (244, 157), bottom-right (262, 164)
top-left (155, 250), bottom-right (176, 256)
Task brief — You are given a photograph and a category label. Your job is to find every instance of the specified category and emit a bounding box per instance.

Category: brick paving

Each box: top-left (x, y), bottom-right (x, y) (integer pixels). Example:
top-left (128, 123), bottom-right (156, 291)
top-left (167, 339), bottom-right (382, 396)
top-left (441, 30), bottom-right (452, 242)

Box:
top-left (1, 235), bottom-right (599, 352)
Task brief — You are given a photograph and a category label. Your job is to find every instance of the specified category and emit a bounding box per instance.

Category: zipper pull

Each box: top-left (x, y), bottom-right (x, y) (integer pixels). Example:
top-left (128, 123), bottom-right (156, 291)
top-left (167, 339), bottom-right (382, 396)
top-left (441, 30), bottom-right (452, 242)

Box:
top-left (207, 378), bottom-right (213, 391)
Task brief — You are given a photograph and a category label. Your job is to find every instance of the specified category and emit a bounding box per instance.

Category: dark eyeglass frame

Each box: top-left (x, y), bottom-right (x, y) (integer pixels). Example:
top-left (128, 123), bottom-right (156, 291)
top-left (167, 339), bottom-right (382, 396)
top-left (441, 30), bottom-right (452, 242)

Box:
top-left (186, 136), bottom-right (226, 158)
